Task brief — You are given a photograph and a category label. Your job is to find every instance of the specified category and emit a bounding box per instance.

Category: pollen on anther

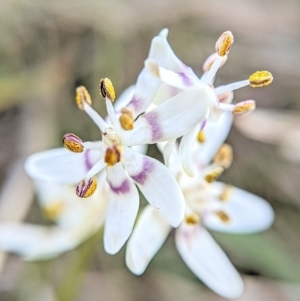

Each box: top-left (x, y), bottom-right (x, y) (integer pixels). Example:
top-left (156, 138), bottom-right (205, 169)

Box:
top-left (100, 78), bottom-right (116, 102)
top-left (249, 71), bottom-right (273, 88)
top-left (63, 133), bottom-right (84, 153)
top-left (42, 200), bottom-right (64, 220)
top-left (205, 167), bottom-right (224, 183)
top-left (76, 178), bottom-right (97, 198)
top-left (197, 130), bottom-right (205, 143)
top-left (219, 185), bottom-right (232, 202)
top-left (233, 100), bottom-right (256, 117)
top-left (185, 213), bottom-right (200, 225)
top-left (215, 210), bottom-right (230, 223)
top-left (76, 86), bottom-right (92, 110)
top-left (119, 108), bottom-right (134, 130)
top-left (105, 146), bottom-right (121, 166)
top-left (213, 144), bottom-right (233, 169)
top-left (216, 31), bottom-right (234, 57)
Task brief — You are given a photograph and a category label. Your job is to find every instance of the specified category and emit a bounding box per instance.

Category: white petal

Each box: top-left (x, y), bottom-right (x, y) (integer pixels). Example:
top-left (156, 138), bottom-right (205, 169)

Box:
top-left (114, 85), bottom-right (135, 112)
top-left (122, 147), bottom-right (185, 227)
top-left (175, 224), bottom-right (244, 299)
top-left (126, 205), bottom-right (171, 275)
top-left (193, 112), bottom-right (233, 166)
top-left (163, 139), bottom-right (176, 167)
top-left (0, 223), bottom-right (77, 260)
top-left (204, 182), bottom-right (274, 233)
top-left (104, 163), bottom-right (139, 254)
top-left (25, 148), bottom-right (103, 184)
top-left (122, 84), bottom-right (217, 146)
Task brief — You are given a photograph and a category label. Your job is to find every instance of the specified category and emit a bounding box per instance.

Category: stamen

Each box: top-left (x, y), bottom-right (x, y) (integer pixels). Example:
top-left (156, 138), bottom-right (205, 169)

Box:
top-left (197, 130), bottom-right (206, 143)
top-left (42, 200), bottom-right (64, 220)
top-left (119, 108), bottom-right (134, 130)
top-left (104, 145), bottom-right (122, 166)
top-left (76, 86), bottom-right (92, 110)
top-left (249, 71), bottom-right (273, 88)
top-left (202, 52), bottom-right (228, 72)
top-left (215, 31), bottom-right (234, 57)
top-left (185, 213), bottom-right (200, 225)
top-left (63, 133), bottom-right (84, 153)
top-left (219, 185), bottom-right (232, 202)
top-left (233, 100), bottom-right (256, 117)
top-left (215, 210), bottom-right (230, 223)
top-left (218, 90), bottom-right (234, 104)
top-left (76, 178), bottom-right (97, 198)
top-left (205, 167), bottom-right (224, 183)
top-left (100, 78), bottom-right (116, 102)
top-left (213, 144), bottom-right (233, 169)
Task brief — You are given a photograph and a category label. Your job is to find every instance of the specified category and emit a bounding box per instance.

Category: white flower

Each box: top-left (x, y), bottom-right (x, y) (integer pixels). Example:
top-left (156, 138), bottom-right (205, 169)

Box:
top-left (142, 30), bottom-right (273, 177)
top-left (126, 113), bottom-right (275, 299)
top-left (0, 154), bottom-right (108, 260)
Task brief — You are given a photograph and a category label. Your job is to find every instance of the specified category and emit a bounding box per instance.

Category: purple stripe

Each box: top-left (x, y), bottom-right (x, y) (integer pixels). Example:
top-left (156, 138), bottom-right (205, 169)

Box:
top-left (178, 72), bottom-right (193, 87)
top-left (144, 111), bottom-right (163, 142)
top-left (131, 158), bottom-right (155, 185)
top-left (128, 96), bottom-right (142, 111)
top-left (84, 150), bottom-right (93, 171)
top-left (200, 119), bottom-right (207, 130)
top-left (109, 179), bottom-right (130, 194)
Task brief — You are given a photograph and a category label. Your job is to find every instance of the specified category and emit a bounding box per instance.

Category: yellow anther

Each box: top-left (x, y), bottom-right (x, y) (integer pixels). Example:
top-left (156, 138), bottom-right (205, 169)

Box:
top-left (185, 213), bottom-right (200, 225)
top-left (216, 31), bottom-right (234, 57)
top-left (215, 210), bottom-right (230, 223)
top-left (197, 130), bottom-right (206, 143)
top-left (76, 86), bottom-right (92, 110)
top-left (76, 178), bottom-right (97, 198)
top-left (63, 133), bottom-right (84, 153)
top-left (205, 167), bottom-right (224, 183)
top-left (233, 100), bottom-right (256, 117)
top-left (42, 201), bottom-right (64, 220)
top-left (249, 71), bottom-right (273, 88)
top-left (104, 146), bottom-right (121, 166)
top-left (100, 78), bottom-right (116, 102)
top-left (213, 144), bottom-right (233, 169)
top-left (119, 108), bottom-right (134, 130)
top-left (219, 185), bottom-right (232, 202)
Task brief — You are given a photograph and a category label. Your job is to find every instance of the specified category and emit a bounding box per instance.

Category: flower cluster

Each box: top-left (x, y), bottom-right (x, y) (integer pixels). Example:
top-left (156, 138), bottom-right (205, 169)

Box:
top-left (0, 29), bottom-right (274, 299)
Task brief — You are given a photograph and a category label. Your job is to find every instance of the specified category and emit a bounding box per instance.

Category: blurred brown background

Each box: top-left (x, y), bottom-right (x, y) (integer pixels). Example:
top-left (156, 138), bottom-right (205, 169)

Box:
top-left (0, 0), bottom-right (300, 300)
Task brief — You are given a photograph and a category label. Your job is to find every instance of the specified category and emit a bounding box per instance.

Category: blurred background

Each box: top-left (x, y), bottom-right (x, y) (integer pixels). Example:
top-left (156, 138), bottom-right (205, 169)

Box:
top-left (1, 0), bottom-right (300, 300)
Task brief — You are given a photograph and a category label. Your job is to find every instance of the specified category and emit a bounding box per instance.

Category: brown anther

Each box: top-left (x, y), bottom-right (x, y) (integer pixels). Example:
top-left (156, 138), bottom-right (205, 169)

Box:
top-left (100, 78), bottom-right (116, 102)
top-left (215, 31), bottom-right (234, 57)
top-left (76, 86), bottom-right (92, 110)
top-left (185, 213), bottom-right (200, 225)
top-left (249, 71), bottom-right (273, 88)
top-left (215, 210), bottom-right (230, 223)
top-left (197, 130), bottom-right (206, 143)
top-left (76, 178), bottom-right (97, 198)
top-left (205, 167), bottom-right (224, 183)
top-left (213, 144), bottom-right (233, 169)
top-left (233, 100), bottom-right (256, 117)
top-left (104, 146), bottom-right (121, 166)
top-left (119, 108), bottom-right (134, 130)
top-left (63, 133), bottom-right (84, 153)
top-left (219, 185), bottom-right (233, 202)
top-left (42, 201), bottom-right (64, 220)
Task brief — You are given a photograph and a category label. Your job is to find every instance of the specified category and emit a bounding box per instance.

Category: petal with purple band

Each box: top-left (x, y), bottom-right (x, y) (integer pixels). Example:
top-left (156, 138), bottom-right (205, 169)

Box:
top-left (104, 163), bottom-right (139, 254)
top-left (122, 147), bottom-right (185, 227)
top-left (204, 182), bottom-right (275, 233)
top-left (126, 205), bottom-right (172, 275)
top-left (175, 224), bottom-right (244, 299)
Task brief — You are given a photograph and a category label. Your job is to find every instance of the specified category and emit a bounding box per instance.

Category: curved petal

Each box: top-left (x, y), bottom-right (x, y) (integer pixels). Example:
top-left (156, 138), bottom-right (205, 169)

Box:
top-left (122, 147), bottom-right (185, 227)
top-left (204, 182), bottom-right (274, 233)
top-left (104, 163), bottom-right (139, 254)
top-left (114, 85), bottom-right (135, 113)
top-left (122, 84), bottom-right (217, 146)
top-left (126, 205), bottom-right (172, 275)
top-left (0, 223), bottom-right (77, 260)
top-left (175, 224), bottom-right (244, 299)
top-left (25, 148), bottom-right (103, 184)
top-left (193, 112), bottom-right (233, 166)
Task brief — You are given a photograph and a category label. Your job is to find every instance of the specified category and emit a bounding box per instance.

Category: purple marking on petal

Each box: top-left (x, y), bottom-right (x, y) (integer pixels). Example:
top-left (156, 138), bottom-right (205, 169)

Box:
top-left (84, 150), bottom-right (93, 171)
top-left (127, 96), bottom-right (142, 111)
top-left (108, 179), bottom-right (130, 194)
top-left (144, 111), bottom-right (163, 142)
top-left (178, 72), bottom-right (193, 87)
top-left (131, 158), bottom-right (155, 185)
top-left (200, 119), bottom-right (207, 130)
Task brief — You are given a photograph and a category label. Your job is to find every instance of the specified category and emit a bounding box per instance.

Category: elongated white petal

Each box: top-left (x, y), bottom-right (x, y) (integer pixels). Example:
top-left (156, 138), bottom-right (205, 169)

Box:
top-left (193, 112), bottom-right (233, 166)
top-left (104, 163), bottom-right (139, 254)
top-left (122, 84), bottom-right (217, 146)
top-left (122, 147), bottom-right (185, 227)
top-left (204, 182), bottom-right (274, 233)
top-left (175, 224), bottom-right (244, 299)
top-left (114, 85), bottom-right (135, 112)
top-left (0, 223), bottom-right (77, 260)
top-left (163, 139), bottom-right (176, 167)
top-left (25, 148), bottom-right (103, 184)
top-left (126, 206), bottom-right (171, 275)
